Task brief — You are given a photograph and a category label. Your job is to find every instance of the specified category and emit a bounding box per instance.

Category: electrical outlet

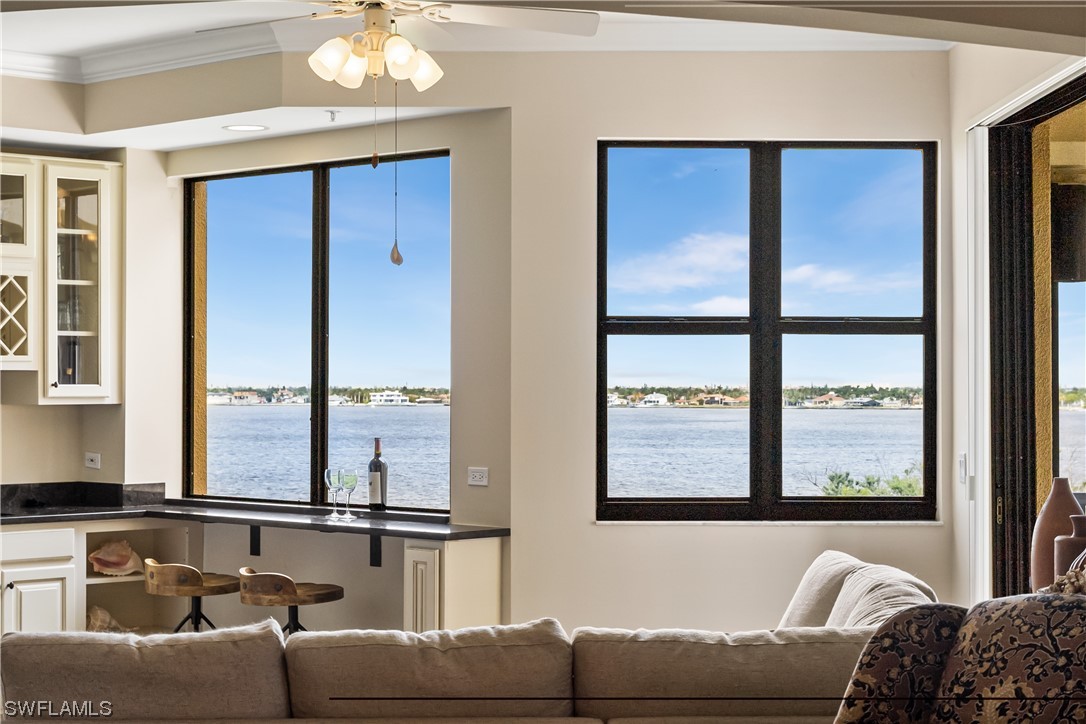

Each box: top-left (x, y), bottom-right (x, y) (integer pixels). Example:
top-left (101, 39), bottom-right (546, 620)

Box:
top-left (84, 452), bottom-right (101, 470)
top-left (468, 467), bottom-right (488, 486)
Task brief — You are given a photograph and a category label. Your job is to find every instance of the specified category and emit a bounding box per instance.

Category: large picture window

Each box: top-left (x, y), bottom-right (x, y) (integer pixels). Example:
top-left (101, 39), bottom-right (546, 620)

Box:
top-left (186, 152), bottom-right (451, 511)
top-left (597, 141), bottom-right (937, 521)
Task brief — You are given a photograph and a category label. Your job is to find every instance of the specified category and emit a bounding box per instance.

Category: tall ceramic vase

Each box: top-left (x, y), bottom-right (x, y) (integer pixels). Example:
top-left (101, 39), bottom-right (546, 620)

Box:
top-left (1054, 515), bottom-right (1086, 579)
top-left (1031, 477), bottom-right (1083, 591)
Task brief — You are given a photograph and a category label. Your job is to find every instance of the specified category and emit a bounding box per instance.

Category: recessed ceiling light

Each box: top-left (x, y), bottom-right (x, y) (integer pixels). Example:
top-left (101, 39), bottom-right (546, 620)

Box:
top-left (223, 124), bottom-right (268, 132)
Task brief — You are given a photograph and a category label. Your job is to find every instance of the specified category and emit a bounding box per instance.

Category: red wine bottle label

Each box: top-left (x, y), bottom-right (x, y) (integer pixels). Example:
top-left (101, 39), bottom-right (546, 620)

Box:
top-left (369, 472), bottom-right (381, 504)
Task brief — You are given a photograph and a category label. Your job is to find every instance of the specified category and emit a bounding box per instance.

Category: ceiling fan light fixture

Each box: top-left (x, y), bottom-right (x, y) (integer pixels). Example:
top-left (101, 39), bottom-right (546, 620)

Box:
top-left (409, 49), bottom-right (443, 92)
top-left (384, 34), bottom-right (415, 66)
top-left (388, 49), bottom-right (419, 81)
top-left (334, 43), bottom-right (369, 89)
top-left (366, 49), bottom-right (386, 78)
top-left (308, 35), bottom-right (352, 82)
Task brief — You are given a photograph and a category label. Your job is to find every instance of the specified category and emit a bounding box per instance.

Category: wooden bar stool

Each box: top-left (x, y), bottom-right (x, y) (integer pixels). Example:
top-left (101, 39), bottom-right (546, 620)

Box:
top-left (144, 559), bottom-right (240, 633)
top-left (238, 567), bottom-right (344, 635)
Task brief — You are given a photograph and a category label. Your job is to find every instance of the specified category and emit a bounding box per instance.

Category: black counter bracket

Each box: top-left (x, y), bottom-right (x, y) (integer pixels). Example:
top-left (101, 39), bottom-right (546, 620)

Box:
top-left (370, 536), bottom-right (382, 567)
top-left (249, 525), bottom-right (261, 556)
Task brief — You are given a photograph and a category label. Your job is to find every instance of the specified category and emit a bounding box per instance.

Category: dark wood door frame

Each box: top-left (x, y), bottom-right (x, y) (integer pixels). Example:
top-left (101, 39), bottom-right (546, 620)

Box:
top-left (988, 73), bottom-right (1086, 597)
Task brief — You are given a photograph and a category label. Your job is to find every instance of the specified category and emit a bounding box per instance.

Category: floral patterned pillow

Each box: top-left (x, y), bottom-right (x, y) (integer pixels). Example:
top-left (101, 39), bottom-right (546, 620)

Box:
top-left (931, 593), bottom-right (1086, 723)
top-left (836, 603), bottom-right (967, 724)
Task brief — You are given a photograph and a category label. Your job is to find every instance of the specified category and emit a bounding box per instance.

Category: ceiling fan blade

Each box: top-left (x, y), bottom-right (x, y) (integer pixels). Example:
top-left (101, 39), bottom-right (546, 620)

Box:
top-left (438, 3), bottom-right (598, 36)
top-left (310, 7), bottom-right (365, 19)
top-left (1, 0), bottom-right (226, 11)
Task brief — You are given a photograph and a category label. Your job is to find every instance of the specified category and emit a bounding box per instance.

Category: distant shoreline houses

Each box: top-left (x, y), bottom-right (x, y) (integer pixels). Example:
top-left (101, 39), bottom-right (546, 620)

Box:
top-left (207, 388), bottom-right (450, 407)
top-left (606, 388), bottom-right (924, 409)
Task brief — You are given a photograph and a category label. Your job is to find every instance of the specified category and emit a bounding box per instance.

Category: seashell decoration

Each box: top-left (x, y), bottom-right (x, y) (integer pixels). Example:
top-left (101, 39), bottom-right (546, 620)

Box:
top-left (86, 605), bottom-right (137, 633)
top-left (87, 539), bottom-right (144, 576)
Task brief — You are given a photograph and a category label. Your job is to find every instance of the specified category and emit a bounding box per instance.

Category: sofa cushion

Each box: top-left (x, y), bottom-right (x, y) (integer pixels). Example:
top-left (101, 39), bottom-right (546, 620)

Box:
top-left (609, 718), bottom-right (831, 724)
top-left (778, 550), bottom-right (865, 628)
top-left (931, 594), bottom-right (1086, 723)
top-left (571, 626), bottom-right (874, 719)
top-left (836, 602), bottom-right (968, 724)
top-left (0, 618), bottom-right (289, 720)
top-left (285, 617), bottom-right (573, 718)
top-left (825, 564), bottom-right (937, 628)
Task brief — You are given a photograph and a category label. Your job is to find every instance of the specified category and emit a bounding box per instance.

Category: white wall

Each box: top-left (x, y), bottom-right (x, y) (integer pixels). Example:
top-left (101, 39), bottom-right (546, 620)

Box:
top-left (945, 45), bottom-right (1082, 603)
top-left (199, 524), bottom-right (405, 630)
top-left (11, 45), bottom-right (1078, 631)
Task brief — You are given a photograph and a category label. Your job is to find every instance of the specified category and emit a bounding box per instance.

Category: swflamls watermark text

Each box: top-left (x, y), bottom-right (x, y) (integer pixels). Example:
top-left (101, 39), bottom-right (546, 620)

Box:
top-left (3, 701), bottom-right (112, 718)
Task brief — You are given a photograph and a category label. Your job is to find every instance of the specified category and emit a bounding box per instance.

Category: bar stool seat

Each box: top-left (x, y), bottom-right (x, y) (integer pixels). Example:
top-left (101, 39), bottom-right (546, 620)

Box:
top-left (144, 559), bottom-right (240, 632)
top-left (239, 567), bottom-right (344, 634)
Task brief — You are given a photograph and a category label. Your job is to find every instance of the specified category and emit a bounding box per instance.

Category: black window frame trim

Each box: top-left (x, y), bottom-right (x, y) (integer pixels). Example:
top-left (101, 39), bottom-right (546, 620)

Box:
top-left (596, 139), bottom-right (938, 522)
top-left (183, 150), bottom-right (452, 513)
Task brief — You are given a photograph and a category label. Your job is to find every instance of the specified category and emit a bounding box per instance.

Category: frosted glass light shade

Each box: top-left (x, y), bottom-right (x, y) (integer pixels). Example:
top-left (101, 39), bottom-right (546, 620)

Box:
top-left (384, 34), bottom-right (415, 66)
top-left (409, 49), bottom-right (443, 92)
top-left (308, 36), bottom-right (352, 81)
top-left (388, 50), bottom-right (418, 80)
top-left (334, 44), bottom-right (368, 89)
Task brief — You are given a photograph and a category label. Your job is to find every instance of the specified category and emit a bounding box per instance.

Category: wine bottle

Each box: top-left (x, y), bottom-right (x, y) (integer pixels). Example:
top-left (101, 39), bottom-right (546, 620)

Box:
top-left (368, 437), bottom-right (388, 511)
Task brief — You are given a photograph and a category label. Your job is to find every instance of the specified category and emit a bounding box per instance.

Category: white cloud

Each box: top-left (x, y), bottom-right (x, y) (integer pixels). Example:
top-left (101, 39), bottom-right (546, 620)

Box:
top-left (690, 295), bottom-right (749, 315)
top-left (783, 263), bottom-right (920, 295)
top-left (782, 263), bottom-right (856, 290)
top-left (610, 232), bottom-right (747, 294)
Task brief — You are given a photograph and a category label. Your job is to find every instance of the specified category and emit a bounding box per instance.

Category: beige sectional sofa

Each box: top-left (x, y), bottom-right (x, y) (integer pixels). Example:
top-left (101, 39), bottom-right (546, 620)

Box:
top-left (0, 551), bottom-right (936, 722)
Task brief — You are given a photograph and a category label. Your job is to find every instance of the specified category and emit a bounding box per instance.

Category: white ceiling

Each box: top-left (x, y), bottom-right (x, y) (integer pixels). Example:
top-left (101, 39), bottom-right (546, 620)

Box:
top-left (0, 1), bottom-right (951, 152)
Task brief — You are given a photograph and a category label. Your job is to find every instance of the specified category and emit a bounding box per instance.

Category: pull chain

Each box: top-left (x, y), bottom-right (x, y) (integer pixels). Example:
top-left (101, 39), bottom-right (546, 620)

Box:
top-left (390, 80), bottom-right (403, 265)
top-left (370, 79), bottom-right (379, 168)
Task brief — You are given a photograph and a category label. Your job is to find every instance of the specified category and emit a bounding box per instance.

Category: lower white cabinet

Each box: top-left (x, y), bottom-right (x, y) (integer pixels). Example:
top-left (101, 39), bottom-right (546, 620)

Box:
top-left (1, 528), bottom-right (78, 633)
top-left (2, 563), bottom-right (76, 633)
top-left (0, 519), bottom-right (198, 634)
top-left (402, 537), bottom-right (501, 632)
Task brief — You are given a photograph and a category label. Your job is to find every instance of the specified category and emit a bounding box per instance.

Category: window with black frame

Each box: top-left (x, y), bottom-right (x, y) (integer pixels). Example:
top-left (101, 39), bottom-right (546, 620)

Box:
top-left (597, 141), bottom-right (937, 521)
top-left (186, 152), bottom-right (451, 511)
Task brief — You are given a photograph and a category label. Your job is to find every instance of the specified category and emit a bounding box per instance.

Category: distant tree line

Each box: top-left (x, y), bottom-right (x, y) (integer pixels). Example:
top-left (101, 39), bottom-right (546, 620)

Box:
top-left (1060, 388), bottom-right (1086, 406)
top-left (781, 385), bottom-right (922, 405)
top-left (607, 384), bottom-right (923, 404)
top-left (609, 385), bottom-right (749, 401)
top-left (206, 385), bottom-right (449, 404)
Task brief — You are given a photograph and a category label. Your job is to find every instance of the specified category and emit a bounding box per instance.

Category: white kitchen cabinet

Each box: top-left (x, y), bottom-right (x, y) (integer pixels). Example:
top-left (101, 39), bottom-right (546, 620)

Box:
top-left (0, 153), bottom-right (121, 404)
top-left (0, 528), bottom-right (78, 634)
top-left (402, 537), bottom-right (501, 632)
top-left (1, 156), bottom-right (41, 371)
top-left (0, 519), bottom-right (199, 634)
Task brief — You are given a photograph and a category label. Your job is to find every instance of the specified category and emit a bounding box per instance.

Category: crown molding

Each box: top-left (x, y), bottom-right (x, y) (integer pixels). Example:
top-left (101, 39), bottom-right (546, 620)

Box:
top-left (1, 26), bottom-right (282, 85)
top-left (0, 50), bottom-right (83, 83)
top-left (80, 25), bottom-right (282, 83)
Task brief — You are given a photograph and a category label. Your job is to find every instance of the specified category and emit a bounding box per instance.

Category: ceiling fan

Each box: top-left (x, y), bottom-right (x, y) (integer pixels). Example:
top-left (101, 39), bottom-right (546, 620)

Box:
top-left (306, 0), bottom-right (599, 37)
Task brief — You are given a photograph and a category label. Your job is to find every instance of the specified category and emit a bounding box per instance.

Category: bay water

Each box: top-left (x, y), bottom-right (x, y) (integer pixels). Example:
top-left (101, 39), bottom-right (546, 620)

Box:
top-left (206, 405), bottom-right (1086, 505)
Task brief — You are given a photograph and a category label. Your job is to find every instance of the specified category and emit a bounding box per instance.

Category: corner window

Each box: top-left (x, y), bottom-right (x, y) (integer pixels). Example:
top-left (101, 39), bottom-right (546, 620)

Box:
top-left (186, 153), bottom-right (451, 510)
top-left (597, 141), bottom-right (936, 521)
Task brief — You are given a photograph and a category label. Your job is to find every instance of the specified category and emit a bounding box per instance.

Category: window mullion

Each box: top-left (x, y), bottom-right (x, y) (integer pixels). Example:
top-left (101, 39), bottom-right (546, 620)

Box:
top-left (311, 166), bottom-right (330, 505)
top-left (749, 144), bottom-right (782, 516)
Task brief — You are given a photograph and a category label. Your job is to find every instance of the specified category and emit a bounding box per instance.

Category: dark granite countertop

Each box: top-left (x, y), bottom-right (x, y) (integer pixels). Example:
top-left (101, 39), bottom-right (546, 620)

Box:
top-left (0, 492), bottom-right (508, 541)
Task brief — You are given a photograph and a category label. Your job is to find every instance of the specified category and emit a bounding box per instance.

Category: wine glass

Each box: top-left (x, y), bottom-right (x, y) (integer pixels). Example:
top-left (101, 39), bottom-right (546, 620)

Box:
top-left (323, 469), bottom-right (342, 519)
top-left (340, 469), bottom-right (360, 522)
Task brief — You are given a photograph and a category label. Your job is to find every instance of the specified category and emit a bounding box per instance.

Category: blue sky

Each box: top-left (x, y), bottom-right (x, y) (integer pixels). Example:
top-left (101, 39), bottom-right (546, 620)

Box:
top-left (205, 156), bottom-right (450, 388)
top-left (203, 148), bottom-right (1082, 391)
top-left (1059, 282), bottom-right (1085, 388)
top-left (607, 146), bottom-right (928, 388)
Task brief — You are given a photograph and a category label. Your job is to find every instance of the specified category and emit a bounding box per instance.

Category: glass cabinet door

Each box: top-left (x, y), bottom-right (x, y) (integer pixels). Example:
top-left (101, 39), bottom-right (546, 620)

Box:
top-left (0, 157), bottom-right (40, 258)
top-left (45, 163), bottom-right (111, 397)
